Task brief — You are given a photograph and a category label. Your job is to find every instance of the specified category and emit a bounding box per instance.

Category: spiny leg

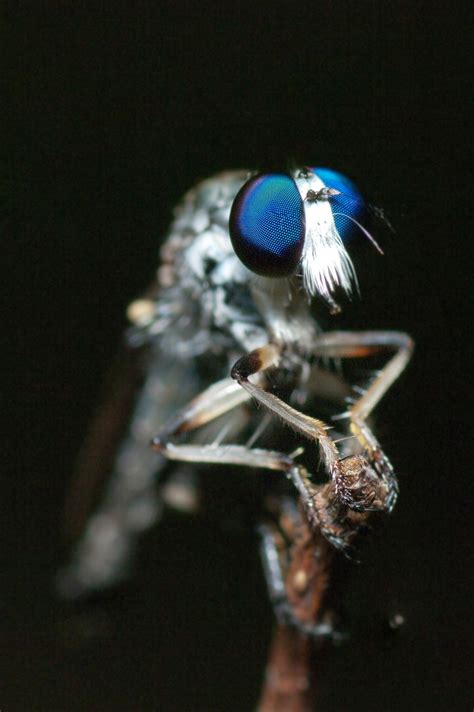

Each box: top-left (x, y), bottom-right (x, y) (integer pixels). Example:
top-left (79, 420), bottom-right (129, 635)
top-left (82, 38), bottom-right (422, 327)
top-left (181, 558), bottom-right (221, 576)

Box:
top-left (313, 331), bottom-right (413, 428)
top-left (231, 344), bottom-right (340, 472)
top-left (154, 376), bottom-right (252, 441)
top-left (312, 331), bottom-right (414, 510)
top-left (153, 337), bottom-right (412, 614)
top-left (152, 384), bottom-right (336, 548)
top-left (230, 344), bottom-right (394, 523)
top-left (153, 429), bottom-right (367, 554)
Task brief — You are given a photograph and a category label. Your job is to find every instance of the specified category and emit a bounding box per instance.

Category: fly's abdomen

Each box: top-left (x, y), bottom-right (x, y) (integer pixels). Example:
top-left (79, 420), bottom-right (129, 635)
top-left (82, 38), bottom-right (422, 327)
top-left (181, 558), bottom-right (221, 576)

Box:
top-left (57, 347), bottom-right (201, 598)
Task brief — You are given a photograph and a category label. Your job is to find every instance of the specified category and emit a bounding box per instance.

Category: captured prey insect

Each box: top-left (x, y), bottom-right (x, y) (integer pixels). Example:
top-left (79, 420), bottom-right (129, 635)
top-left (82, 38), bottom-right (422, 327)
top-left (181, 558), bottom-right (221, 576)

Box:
top-left (58, 166), bottom-right (413, 640)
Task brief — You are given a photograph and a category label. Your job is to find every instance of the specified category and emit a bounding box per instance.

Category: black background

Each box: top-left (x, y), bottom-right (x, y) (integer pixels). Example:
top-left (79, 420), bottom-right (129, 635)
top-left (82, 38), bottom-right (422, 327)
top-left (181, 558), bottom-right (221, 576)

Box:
top-left (3, 2), bottom-right (472, 711)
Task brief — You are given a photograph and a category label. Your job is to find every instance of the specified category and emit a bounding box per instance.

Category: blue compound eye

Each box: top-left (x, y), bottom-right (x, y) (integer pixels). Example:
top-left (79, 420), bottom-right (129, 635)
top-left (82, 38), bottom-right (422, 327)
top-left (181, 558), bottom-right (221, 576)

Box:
top-left (312, 167), bottom-right (366, 244)
top-left (229, 173), bottom-right (305, 277)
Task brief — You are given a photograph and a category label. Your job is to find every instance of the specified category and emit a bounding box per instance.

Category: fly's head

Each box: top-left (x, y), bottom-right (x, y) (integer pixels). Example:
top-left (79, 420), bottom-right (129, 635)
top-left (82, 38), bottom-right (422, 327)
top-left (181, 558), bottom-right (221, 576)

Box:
top-left (229, 167), bottom-right (382, 315)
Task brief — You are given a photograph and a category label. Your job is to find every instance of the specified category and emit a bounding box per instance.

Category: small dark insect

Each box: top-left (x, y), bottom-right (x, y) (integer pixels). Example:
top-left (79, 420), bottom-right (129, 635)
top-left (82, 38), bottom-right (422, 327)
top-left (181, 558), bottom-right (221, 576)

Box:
top-left (59, 167), bottom-right (413, 649)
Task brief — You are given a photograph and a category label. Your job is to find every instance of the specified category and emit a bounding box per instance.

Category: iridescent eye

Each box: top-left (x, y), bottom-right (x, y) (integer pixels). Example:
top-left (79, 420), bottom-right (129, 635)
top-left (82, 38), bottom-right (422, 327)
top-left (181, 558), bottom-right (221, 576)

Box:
top-left (229, 173), bottom-right (305, 277)
top-left (313, 167), bottom-right (366, 244)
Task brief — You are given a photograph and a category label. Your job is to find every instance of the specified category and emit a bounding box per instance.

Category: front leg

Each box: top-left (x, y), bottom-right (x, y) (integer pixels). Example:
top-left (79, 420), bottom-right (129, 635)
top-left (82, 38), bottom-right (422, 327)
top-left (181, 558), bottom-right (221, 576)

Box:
top-left (155, 434), bottom-right (378, 555)
top-left (231, 343), bottom-right (399, 521)
top-left (231, 345), bottom-right (340, 472)
top-left (313, 330), bottom-right (414, 511)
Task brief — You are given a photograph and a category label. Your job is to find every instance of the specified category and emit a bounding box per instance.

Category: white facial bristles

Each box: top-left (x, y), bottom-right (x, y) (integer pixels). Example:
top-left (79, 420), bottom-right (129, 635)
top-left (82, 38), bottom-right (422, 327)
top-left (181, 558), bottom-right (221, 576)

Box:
top-left (293, 171), bottom-right (358, 301)
top-left (301, 214), bottom-right (358, 300)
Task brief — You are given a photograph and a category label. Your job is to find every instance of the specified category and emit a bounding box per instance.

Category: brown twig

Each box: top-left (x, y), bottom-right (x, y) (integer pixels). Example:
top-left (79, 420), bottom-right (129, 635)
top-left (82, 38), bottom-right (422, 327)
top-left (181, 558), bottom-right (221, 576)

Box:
top-left (257, 509), bottom-right (335, 711)
top-left (257, 624), bottom-right (317, 712)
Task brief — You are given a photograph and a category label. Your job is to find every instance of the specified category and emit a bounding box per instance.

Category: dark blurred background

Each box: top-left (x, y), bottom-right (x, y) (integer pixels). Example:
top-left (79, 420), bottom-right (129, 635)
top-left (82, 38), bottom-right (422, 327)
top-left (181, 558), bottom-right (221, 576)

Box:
top-left (3, 2), bottom-right (472, 710)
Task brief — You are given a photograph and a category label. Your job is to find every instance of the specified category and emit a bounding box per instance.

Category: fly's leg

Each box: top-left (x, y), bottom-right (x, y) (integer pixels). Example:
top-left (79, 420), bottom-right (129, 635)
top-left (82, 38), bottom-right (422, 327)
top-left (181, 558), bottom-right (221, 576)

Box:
top-left (153, 377), bottom-right (252, 441)
top-left (152, 441), bottom-right (344, 556)
top-left (312, 331), bottom-right (414, 511)
top-left (154, 394), bottom-right (356, 554)
top-left (230, 338), bottom-right (412, 548)
top-left (230, 344), bottom-right (341, 472)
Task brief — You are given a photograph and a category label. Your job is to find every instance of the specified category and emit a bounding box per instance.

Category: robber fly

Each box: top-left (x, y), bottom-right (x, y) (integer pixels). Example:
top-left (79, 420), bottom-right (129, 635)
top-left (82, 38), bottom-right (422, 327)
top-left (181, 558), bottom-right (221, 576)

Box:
top-left (59, 167), bottom-right (413, 637)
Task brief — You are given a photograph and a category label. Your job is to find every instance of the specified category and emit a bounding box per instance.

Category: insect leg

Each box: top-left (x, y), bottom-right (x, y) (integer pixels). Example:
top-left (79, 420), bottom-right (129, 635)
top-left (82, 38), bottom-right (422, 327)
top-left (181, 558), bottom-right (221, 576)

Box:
top-left (151, 371), bottom-right (341, 544)
top-left (230, 345), bottom-right (340, 473)
top-left (230, 344), bottom-right (404, 540)
top-left (312, 330), bottom-right (414, 510)
top-left (153, 430), bottom-right (362, 553)
top-left (153, 377), bottom-right (252, 441)
top-left (312, 331), bottom-right (413, 424)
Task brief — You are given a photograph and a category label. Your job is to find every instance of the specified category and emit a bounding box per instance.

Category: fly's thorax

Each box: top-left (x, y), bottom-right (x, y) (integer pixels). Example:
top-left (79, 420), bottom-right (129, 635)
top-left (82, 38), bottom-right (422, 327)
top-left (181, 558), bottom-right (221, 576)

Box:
top-left (130, 171), bottom-right (270, 355)
top-left (157, 170), bottom-right (250, 289)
